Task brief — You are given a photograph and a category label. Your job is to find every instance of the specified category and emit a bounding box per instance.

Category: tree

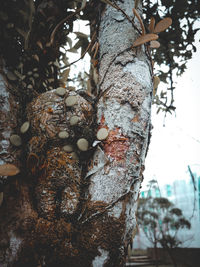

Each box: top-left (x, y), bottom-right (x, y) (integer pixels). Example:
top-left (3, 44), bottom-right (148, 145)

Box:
top-left (137, 180), bottom-right (191, 267)
top-left (0, 0), bottom-right (199, 266)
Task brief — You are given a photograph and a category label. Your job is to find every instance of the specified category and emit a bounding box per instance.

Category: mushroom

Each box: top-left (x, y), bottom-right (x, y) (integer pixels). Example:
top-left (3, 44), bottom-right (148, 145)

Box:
top-left (77, 138), bottom-right (89, 151)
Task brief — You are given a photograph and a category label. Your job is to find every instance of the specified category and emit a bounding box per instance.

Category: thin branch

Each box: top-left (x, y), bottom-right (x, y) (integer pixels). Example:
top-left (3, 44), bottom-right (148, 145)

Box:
top-left (49, 2), bottom-right (87, 46)
top-left (60, 32), bottom-right (96, 70)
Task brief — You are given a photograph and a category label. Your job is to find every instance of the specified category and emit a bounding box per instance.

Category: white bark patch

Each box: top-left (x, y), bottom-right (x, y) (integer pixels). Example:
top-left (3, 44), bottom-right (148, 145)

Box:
top-left (123, 60), bottom-right (152, 89)
top-left (108, 201), bottom-right (123, 219)
top-left (92, 248), bottom-right (109, 267)
top-left (0, 75), bottom-right (10, 112)
top-left (89, 165), bottom-right (132, 203)
top-left (8, 232), bottom-right (22, 263)
top-left (0, 75), bottom-right (12, 164)
top-left (98, 100), bottom-right (134, 136)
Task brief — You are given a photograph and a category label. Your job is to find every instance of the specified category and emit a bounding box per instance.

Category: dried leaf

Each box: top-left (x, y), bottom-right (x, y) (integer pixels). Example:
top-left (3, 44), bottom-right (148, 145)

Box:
top-left (61, 68), bottom-right (70, 82)
top-left (134, 0), bottom-right (140, 9)
top-left (132, 33), bottom-right (158, 47)
top-left (153, 76), bottom-right (160, 96)
top-left (154, 17), bottom-right (172, 33)
top-left (150, 40), bottom-right (160, 49)
top-left (36, 40), bottom-right (43, 50)
top-left (132, 8), bottom-right (145, 35)
top-left (0, 164), bottom-right (20, 176)
top-left (148, 17), bottom-right (155, 33)
top-left (93, 42), bottom-right (99, 59)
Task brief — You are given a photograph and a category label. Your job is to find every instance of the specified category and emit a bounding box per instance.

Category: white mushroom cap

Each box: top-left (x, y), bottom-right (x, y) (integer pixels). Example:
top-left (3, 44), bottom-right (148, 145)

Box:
top-left (97, 128), bottom-right (109, 141)
top-left (20, 121), bottom-right (30, 134)
top-left (58, 131), bottom-right (69, 139)
top-left (65, 96), bottom-right (77, 107)
top-left (10, 134), bottom-right (22, 146)
top-left (77, 138), bottom-right (89, 151)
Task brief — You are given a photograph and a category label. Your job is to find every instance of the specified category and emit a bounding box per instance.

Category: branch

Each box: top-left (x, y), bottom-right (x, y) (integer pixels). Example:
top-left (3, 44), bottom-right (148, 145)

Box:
top-left (49, 1), bottom-right (87, 46)
top-left (60, 32), bottom-right (96, 69)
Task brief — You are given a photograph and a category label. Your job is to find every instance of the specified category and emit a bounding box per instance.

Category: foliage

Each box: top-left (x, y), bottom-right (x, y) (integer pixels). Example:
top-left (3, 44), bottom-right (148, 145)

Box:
top-left (0, 0), bottom-right (199, 110)
top-left (137, 180), bottom-right (191, 250)
top-left (143, 0), bottom-right (200, 113)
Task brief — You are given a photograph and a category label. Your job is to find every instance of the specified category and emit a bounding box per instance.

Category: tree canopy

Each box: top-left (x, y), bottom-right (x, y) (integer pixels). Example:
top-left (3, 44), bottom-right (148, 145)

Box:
top-left (0, 0), bottom-right (199, 112)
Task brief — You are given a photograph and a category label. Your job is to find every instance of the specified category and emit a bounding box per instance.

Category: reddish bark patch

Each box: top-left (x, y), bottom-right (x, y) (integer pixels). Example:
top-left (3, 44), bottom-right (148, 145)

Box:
top-left (104, 128), bottom-right (130, 162)
top-left (132, 114), bottom-right (139, 123)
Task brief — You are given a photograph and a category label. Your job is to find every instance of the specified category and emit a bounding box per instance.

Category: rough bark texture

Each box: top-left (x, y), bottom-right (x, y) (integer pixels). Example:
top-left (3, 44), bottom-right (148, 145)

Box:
top-left (83, 1), bottom-right (153, 265)
top-left (0, 1), bottom-right (153, 266)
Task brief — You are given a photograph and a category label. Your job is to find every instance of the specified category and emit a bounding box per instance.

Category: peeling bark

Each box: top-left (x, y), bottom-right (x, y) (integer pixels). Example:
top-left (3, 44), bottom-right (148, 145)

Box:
top-left (0, 1), bottom-right (153, 266)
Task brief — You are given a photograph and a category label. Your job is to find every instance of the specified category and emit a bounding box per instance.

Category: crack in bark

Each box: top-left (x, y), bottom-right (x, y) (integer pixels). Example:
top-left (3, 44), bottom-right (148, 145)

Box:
top-left (80, 177), bottom-right (140, 225)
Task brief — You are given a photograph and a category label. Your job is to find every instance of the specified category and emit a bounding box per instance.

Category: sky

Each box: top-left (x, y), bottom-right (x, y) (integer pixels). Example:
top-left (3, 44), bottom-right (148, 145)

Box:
top-left (143, 26), bottom-right (200, 188)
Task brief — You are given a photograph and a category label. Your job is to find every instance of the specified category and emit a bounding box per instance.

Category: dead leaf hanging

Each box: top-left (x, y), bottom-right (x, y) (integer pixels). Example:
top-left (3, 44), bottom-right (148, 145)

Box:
top-left (60, 68), bottom-right (70, 82)
top-left (153, 76), bottom-right (160, 96)
top-left (132, 8), bottom-right (145, 35)
top-left (132, 33), bottom-right (159, 47)
top-left (154, 17), bottom-right (172, 33)
top-left (148, 17), bottom-right (155, 33)
top-left (150, 40), bottom-right (160, 49)
top-left (0, 164), bottom-right (20, 176)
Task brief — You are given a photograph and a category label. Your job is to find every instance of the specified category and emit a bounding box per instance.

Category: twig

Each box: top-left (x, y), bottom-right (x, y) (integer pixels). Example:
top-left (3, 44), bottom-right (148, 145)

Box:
top-left (60, 32), bottom-right (96, 69)
top-left (49, 2), bottom-right (87, 46)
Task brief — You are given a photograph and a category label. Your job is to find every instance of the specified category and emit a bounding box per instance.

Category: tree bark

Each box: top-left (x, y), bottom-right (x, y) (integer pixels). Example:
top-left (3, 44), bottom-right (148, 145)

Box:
top-left (0, 1), bottom-right (153, 266)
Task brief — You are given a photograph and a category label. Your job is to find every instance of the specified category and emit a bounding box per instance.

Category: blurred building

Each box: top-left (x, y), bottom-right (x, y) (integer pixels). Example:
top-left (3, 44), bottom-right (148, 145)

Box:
top-left (134, 169), bottom-right (200, 249)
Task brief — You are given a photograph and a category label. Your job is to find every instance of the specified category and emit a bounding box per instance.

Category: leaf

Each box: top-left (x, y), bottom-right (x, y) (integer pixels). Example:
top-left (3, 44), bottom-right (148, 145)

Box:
top-left (154, 17), bottom-right (172, 33)
top-left (74, 32), bottom-right (88, 39)
top-left (148, 17), bottom-right (155, 33)
top-left (80, 0), bottom-right (87, 10)
top-left (0, 164), bottom-right (20, 176)
top-left (61, 68), bottom-right (70, 82)
top-left (153, 76), bottom-right (160, 96)
top-left (67, 48), bottom-right (78, 53)
top-left (132, 33), bottom-right (159, 47)
top-left (150, 40), bottom-right (160, 49)
top-left (132, 8), bottom-right (145, 35)
top-left (36, 41), bottom-right (43, 50)
top-left (66, 36), bottom-right (72, 48)
top-left (73, 40), bottom-right (82, 50)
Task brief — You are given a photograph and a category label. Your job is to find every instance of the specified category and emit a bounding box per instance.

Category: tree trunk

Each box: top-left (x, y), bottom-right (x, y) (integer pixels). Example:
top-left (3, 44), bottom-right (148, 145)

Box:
top-left (0, 1), bottom-right (153, 266)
